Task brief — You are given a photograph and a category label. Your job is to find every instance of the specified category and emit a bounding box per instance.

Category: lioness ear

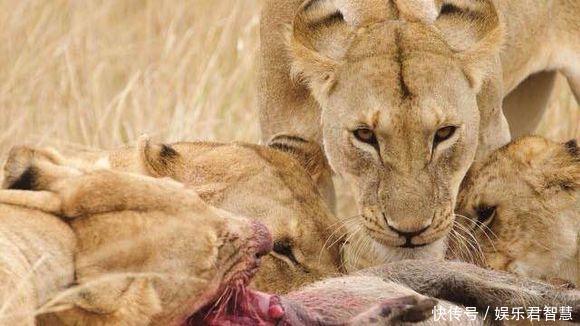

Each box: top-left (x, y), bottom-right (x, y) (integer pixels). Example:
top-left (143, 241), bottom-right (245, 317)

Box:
top-left (137, 135), bottom-right (180, 178)
top-left (555, 139), bottom-right (580, 191)
top-left (288, 0), bottom-right (361, 100)
top-left (455, 3), bottom-right (504, 91)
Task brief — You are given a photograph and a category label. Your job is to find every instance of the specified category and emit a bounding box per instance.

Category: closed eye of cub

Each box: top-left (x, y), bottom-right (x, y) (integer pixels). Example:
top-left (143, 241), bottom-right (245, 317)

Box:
top-left (475, 205), bottom-right (497, 225)
top-left (272, 239), bottom-right (300, 265)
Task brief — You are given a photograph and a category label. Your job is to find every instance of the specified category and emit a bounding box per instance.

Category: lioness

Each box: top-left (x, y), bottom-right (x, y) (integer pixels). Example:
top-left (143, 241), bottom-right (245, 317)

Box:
top-left (454, 136), bottom-right (580, 286)
top-left (3, 137), bottom-right (343, 295)
top-left (1, 150), bottom-right (276, 325)
top-left (259, 0), bottom-right (579, 263)
top-left (0, 193), bottom-right (75, 325)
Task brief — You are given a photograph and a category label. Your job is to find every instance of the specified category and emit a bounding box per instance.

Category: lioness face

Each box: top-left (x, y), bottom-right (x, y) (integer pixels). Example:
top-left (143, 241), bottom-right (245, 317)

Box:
top-left (288, 1), bottom-right (502, 260)
top-left (454, 137), bottom-right (579, 285)
top-left (321, 25), bottom-right (479, 254)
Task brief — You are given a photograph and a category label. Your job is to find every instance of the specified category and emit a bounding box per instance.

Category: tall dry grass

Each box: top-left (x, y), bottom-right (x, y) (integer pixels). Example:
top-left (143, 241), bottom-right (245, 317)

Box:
top-left (0, 0), bottom-right (578, 213)
top-left (0, 0), bottom-right (261, 157)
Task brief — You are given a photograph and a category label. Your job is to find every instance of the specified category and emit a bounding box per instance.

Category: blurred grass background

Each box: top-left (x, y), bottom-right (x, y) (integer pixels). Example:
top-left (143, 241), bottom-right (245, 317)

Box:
top-left (0, 0), bottom-right (577, 215)
top-left (0, 0), bottom-right (261, 154)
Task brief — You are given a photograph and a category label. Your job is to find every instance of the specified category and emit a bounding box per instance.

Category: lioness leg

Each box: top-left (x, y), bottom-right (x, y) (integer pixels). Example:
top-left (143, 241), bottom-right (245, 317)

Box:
top-left (564, 72), bottom-right (580, 104)
top-left (2, 146), bottom-right (211, 218)
top-left (369, 260), bottom-right (580, 320)
top-left (502, 71), bottom-right (558, 138)
top-left (45, 170), bottom-right (203, 219)
top-left (259, 0), bottom-right (323, 143)
top-left (2, 146), bottom-right (81, 191)
top-left (553, 0), bottom-right (580, 104)
top-left (0, 190), bottom-right (62, 214)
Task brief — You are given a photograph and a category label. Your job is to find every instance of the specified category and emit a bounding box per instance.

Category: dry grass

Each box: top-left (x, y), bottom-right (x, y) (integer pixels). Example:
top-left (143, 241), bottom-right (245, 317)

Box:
top-left (0, 0), bottom-right (578, 214)
top-left (0, 0), bottom-right (261, 156)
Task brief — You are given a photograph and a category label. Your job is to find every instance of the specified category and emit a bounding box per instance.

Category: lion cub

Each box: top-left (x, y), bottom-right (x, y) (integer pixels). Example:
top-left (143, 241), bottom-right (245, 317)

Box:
top-left (131, 136), bottom-right (344, 293)
top-left (454, 136), bottom-right (579, 286)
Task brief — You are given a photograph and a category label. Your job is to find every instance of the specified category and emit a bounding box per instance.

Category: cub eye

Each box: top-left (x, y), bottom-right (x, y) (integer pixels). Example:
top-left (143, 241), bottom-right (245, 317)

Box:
top-left (273, 239), bottom-right (299, 264)
top-left (475, 205), bottom-right (496, 224)
top-left (353, 128), bottom-right (378, 146)
top-left (434, 126), bottom-right (457, 146)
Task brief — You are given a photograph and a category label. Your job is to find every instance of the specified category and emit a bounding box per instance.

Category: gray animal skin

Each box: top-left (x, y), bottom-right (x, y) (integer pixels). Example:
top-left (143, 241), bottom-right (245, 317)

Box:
top-left (276, 260), bottom-right (579, 325)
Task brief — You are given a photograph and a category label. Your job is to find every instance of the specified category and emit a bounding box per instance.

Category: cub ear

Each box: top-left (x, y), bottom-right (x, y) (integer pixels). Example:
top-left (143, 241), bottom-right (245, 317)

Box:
top-left (455, 2), bottom-right (504, 91)
top-left (268, 134), bottom-right (336, 211)
top-left (544, 169), bottom-right (580, 193)
top-left (268, 135), bottom-right (330, 181)
top-left (564, 139), bottom-right (579, 158)
top-left (137, 135), bottom-right (181, 178)
top-left (542, 139), bottom-right (580, 192)
top-left (287, 0), bottom-right (359, 101)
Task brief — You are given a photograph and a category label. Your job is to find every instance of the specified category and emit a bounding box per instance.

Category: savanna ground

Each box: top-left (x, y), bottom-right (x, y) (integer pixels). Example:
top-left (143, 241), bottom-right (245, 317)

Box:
top-left (0, 0), bottom-right (578, 217)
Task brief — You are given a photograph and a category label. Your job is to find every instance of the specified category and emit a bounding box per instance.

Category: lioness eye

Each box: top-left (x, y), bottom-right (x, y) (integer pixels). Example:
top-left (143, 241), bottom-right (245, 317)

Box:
top-left (353, 128), bottom-right (378, 145)
top-left (475, 205), bottom-right (496, 225)
top-left (434, 126), bottom-right (457, 146)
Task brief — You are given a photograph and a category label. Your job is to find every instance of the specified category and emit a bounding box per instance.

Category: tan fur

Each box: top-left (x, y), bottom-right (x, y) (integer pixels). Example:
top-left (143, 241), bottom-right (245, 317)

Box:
top-left (3, 143), bottom-right (580, 324)
top-left (3, 137), bottom-right (343, 295)
top-left (134, 137), bottom-right (344, 294)
top-left (1, 154), bottom-right (269, 325)
top-left (259, 0), bottom-right (579, 264)
top-left (455, 136), bottom-right (580, 286)
top-left (0, 199), bottom-right (75, 326)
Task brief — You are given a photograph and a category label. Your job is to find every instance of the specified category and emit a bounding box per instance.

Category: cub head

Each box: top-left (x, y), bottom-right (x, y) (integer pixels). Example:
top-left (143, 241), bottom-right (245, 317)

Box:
top-left (287, 0), bottom-right (504, 259)
top-left (136, 136), bottom-right (344, 293)
top-left (455, 136), bottom-right (580, 285)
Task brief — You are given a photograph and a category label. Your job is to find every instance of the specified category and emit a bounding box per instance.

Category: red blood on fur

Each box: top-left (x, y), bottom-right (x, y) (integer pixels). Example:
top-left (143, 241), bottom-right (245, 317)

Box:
top-left (251, 220), bottom-right (273, 258)
top-left (183, 221), bottom-right (276, 326)
top-left (269, 305), bottom-right (285, 319)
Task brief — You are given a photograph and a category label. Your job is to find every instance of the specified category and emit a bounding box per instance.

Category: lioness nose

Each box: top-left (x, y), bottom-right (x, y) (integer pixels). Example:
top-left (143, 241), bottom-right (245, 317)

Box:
top-left (251, 220), bottom-right (273, 258)
top-left (387, 224), bottom-right (429, 240)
